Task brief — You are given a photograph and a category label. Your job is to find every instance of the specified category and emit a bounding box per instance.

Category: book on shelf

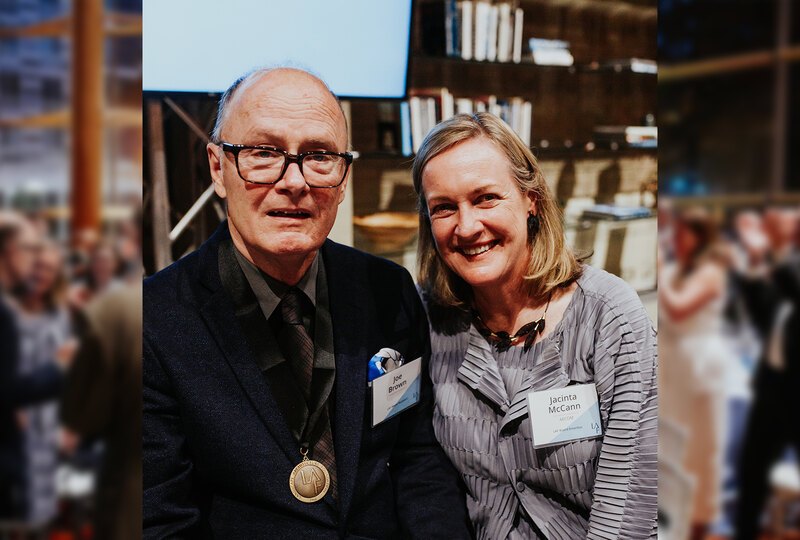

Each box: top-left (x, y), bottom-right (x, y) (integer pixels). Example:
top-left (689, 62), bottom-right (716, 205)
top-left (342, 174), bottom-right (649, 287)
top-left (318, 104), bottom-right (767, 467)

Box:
top-left (600, 58), bottom-right (658, 74)
top-left (445, 0), bottom-right (458, 57)
top-left (512, 7), bottom-right (523, 63)
top-left (473, 1), bottom-right (491, 62)
top-left (399, 101), bottom-right (413, 157)
top-left (529, 38), bottom-right (574, 66)
top-left (403, 88), bottom-right (532, 154)
top-left (458, 0), bottom-right (473, 60)
top-left (496, 2), bottom-right (513, 62)
top-left (593, 126), bottom-right (658, 148)
top-left (486, 3), bottom-right (499, 61)
top-left (408, 87), bottom-right (456, 153)
top-left (437, 1), bottom-right (522, 64)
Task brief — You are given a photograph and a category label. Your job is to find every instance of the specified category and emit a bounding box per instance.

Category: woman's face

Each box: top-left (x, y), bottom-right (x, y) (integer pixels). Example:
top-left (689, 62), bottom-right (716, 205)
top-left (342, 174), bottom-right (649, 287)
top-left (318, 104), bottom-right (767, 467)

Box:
top-left (28, 246), bottom-right (61, 298)
top-left (421, 137), bottom-right (535, 293)
top-left (674, 222), bottom-right (699, 263)
top-left (91, 246), bottom-right (117, 285)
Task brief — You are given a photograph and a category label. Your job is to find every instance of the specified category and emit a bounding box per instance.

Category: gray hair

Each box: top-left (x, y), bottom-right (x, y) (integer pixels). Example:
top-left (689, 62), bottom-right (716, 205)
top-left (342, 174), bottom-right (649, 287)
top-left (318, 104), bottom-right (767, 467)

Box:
top-left (209, 66), bottom-right (347, 144)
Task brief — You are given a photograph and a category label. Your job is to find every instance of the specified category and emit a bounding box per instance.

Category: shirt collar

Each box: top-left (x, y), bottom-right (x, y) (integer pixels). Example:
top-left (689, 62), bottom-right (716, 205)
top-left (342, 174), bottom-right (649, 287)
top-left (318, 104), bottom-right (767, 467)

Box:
top-left (232, 247), bottom-right (319, 321)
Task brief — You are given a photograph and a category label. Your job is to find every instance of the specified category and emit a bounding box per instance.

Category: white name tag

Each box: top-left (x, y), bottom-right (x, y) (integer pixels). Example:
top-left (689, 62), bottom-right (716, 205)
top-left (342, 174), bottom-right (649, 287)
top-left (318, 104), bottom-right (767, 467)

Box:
top-left (527, 383), bottom-right (602, 448)
top-left (370, 357), bottom-right (422, 427)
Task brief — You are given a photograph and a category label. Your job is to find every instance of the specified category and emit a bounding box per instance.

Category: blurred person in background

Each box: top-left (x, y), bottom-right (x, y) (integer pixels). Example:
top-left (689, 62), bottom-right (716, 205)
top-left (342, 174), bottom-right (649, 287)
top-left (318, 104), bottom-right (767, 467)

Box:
top-left (658, 207), bottom-right (732, 540)
top-left (68, 240), bottom-right (122, 311)
top-left (733, 207), bottom-right (800, 540)
top-left (658, 198), bottom-right (675, 263)
top-left (0, 214), bottom-right (72, 521)
top-left (66, 229), bottom-right (99, 288)
top-left (60, 214), bottom-right (143, 540)
top-left (11, 239), bottom-right (77, 527)
top-left (116, 217), bottom-right (144, 281)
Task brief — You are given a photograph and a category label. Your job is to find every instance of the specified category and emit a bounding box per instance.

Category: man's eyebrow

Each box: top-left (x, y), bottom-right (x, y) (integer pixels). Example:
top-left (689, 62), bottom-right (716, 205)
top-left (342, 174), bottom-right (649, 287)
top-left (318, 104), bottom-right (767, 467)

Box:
top-left (300, 138), bottom-right (340, 150)
top-left (246, 133), bottom-right (340, 150)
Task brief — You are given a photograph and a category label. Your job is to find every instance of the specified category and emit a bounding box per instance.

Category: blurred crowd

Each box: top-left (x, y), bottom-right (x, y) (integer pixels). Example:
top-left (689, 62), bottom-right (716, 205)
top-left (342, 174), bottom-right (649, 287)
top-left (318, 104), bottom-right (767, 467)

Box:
top-left (0, 210), bottom-right (142, 539)
top-left (658, 202), bottom-right (800, 540)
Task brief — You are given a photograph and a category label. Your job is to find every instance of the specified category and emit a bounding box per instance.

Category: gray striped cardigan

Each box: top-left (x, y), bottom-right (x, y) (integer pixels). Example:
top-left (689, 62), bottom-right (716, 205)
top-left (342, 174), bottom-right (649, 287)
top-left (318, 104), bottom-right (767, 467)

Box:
top-left (422, 265), bottom-right (658, 539)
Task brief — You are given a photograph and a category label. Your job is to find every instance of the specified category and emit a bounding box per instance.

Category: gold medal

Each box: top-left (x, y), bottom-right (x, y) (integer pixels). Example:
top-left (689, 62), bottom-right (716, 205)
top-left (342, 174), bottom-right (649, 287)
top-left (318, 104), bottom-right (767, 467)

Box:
top-left (289, 448), bottom-right (330, 503)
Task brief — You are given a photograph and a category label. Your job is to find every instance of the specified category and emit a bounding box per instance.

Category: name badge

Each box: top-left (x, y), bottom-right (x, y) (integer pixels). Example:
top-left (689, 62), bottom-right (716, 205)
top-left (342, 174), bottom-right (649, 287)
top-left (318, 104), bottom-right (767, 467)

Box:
top-left (370, 357), bottom-right (422, 426)
top-left (527, 383), bottom-right (602, 448)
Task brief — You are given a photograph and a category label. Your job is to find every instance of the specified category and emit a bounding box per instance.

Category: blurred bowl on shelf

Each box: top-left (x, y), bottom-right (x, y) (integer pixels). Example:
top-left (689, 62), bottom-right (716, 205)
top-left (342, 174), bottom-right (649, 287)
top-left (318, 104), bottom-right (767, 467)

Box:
top-left (353, 212), bottom-right (419, 253)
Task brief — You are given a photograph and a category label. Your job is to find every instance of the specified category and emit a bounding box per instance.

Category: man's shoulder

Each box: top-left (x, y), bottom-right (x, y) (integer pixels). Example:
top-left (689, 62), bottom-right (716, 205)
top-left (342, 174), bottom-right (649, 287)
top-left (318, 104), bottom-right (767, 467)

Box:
top-left (322, 239), bottom-right (411, 283)
top-left (145, 249), bottom-right (201, 292)
top-left (143, 249), bottom-right (205, 318)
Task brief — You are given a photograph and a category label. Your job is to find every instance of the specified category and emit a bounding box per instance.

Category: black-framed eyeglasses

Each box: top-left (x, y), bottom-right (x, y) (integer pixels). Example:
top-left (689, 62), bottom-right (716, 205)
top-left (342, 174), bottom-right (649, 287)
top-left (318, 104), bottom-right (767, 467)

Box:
top-left (219, 143), bottom-right (353, 188)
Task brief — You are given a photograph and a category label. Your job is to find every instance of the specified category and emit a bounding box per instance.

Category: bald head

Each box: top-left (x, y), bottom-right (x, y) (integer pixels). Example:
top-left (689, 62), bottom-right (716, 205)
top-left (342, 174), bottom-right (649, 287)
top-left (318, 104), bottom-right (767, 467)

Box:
top-left (210, 67), bottom-right (347, 146)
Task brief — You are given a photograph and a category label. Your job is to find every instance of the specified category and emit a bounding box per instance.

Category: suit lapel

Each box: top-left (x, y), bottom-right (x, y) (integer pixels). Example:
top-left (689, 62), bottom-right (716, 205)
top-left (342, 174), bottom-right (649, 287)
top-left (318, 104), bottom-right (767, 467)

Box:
top-left (195, 227), bottom-right (299, 467)
top-left (322, 240), bottom-right (369, 525)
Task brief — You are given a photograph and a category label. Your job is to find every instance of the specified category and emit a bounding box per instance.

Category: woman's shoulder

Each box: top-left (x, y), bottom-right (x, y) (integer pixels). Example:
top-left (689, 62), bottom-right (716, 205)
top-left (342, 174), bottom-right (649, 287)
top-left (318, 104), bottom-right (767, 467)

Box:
top-left (577, 265), bottom-right (642, 309)
top-left (574, 265), bottom-right (652, 334)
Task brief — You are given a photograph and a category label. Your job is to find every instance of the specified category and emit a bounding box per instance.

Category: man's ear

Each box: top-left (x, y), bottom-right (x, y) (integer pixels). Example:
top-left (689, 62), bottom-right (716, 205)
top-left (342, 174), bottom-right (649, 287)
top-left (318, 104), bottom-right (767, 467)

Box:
top-left (337, 171), bottom-right (350, 205)
top-left (207, 143), bottom-right (227, 199)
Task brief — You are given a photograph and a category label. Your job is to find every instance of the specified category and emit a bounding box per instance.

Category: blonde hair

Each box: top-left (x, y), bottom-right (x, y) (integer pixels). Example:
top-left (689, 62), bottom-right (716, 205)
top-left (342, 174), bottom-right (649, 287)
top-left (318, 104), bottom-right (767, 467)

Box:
top-left (412, 113), bottom-right (582, 309)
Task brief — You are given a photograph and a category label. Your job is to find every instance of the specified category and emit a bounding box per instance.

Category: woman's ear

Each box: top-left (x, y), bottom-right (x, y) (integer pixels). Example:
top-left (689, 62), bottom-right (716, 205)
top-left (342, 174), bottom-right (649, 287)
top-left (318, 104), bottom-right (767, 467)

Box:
top-left (527, 191), bottom-right (538, 215)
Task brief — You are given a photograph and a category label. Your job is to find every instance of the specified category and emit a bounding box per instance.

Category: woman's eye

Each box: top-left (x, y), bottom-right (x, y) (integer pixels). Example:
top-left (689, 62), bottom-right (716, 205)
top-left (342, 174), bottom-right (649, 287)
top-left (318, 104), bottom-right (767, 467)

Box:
top-left (476, 194), bottom-right (499, 204)
top-left (430, 204), bottom-right (455, 216)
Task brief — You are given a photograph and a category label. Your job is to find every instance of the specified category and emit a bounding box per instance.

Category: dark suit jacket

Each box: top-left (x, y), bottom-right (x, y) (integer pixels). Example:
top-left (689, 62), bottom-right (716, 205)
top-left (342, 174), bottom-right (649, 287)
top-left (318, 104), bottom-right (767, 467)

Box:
top-left (0, 297), bottom-right (62, 517)
top-left (142, 225), bottom-right (470, 539)
top-left (737, 254), bottom-right (800, 384)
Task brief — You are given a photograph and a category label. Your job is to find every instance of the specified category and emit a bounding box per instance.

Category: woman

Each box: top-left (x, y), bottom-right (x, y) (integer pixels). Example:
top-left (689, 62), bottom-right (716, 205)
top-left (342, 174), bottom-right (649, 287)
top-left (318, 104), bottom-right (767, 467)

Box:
top-left (658, 208), bottom-right (732, 540)
top-left (412, 113), bottom-right (658, 539)
top-left (12, 240), bottom-right (77, 526)
top-left (68, 240), bottom-right (122, 310)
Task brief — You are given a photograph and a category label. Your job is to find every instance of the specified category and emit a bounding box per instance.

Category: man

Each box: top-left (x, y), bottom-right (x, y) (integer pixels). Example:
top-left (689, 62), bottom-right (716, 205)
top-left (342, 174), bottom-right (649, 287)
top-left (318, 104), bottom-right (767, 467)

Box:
top-left (0, 214), bottom-right (67, 519)
top-left (61, 210), bottom-right (143, 540)
top-left (143, 68), bottom-right (470, 538)
top-left (733, 208), bottom-right (800, 540)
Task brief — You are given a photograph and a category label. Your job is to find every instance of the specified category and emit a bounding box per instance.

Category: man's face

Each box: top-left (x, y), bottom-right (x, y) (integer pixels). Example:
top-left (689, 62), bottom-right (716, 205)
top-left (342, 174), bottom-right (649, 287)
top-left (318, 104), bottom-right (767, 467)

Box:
top-left (5, 223), bottom-right (40, 287)
top-left (764, 208), bottom-right (798, 247)
top-left (207, 70), bottom-right (349, 267)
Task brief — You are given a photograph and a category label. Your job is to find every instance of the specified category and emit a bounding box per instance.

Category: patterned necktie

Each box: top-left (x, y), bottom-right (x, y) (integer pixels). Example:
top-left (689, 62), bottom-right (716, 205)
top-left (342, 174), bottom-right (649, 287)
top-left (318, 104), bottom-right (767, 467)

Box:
top-left (279, 288), bottom-right (338, 498)
top-left (279, 288), bottom-right (314, 401)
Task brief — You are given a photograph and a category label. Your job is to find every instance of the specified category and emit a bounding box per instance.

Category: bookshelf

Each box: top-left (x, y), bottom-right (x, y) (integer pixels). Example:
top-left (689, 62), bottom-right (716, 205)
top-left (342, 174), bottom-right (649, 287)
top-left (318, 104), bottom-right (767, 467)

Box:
top-left (349, 0), bottom-right (657, 290)
top-left (141, 0), bottom-right (658, 289)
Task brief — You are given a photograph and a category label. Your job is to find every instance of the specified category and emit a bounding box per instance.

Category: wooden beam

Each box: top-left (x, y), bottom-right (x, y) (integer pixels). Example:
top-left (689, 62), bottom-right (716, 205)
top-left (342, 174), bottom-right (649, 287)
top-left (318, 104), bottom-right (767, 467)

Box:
top-left (148, 100), bottom-right (173, 270)
top-left (0, 107), bottom-right (140, 128)
top-left (0, 12), bottom-right (141, 38)
top-left (70, 0), bottom-right (104, 239)
top-left (106, 12), bottom-right (143, 37)
top-left (659, 45), bottom-right (800, 83)
top-left (0, 109), bottom-right (69, 128)
top-left (0, 16), bottom-right (70, 38)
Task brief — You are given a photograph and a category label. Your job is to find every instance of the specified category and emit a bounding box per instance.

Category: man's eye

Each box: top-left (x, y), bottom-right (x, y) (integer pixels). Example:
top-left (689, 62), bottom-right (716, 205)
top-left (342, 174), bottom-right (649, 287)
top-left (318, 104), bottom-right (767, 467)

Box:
top-left (254, 149), bottom-right (281, 159)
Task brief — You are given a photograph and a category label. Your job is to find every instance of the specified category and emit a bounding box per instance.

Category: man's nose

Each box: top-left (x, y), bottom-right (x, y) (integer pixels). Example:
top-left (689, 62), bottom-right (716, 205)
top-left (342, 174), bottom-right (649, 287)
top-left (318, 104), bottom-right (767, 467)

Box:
top-left (276, 161), bottom-right (309, 194)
